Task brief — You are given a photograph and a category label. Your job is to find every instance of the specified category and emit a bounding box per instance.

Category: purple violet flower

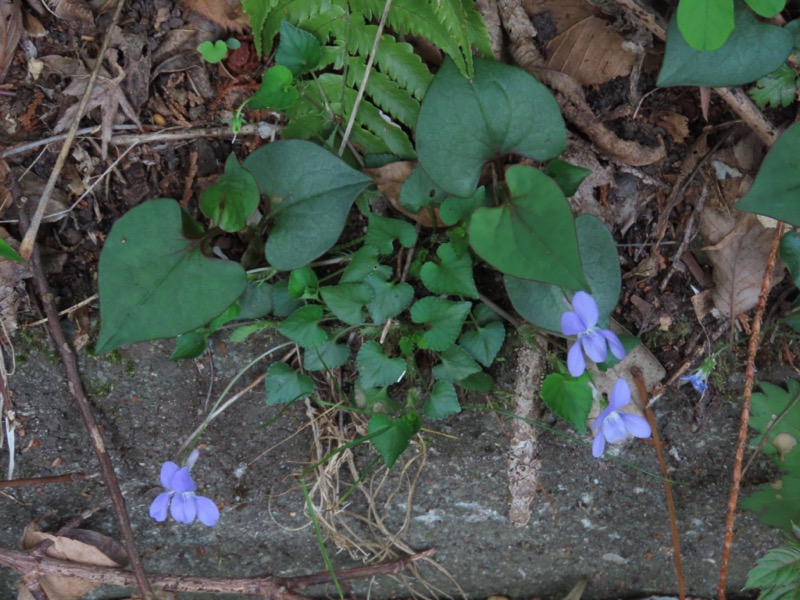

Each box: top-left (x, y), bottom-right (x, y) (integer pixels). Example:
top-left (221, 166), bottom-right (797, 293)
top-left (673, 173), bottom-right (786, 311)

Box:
top-left (680, 358), bottom-right (714, 394)
top-left (592, 379), bottom-right (652, 458)
top-left (149, 450), bottom-right (219, 526)
top-left (561, 291), bottom-right (626, 377)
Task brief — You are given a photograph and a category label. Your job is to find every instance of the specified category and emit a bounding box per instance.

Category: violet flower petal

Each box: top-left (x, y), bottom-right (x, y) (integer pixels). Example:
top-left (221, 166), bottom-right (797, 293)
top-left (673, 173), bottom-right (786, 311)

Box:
top-left (160, 461), bottom-right (180, 489)
top-left (149, 492), bottom-right (172, 522)
top-left (170, 493), bottom-right (197, 524)
top-left (561, 311), bottom-right (586, 336)
top-left (620, 413), bottom-right (652, 439)
top-left (592, 432), bottom-right (606, 458)
top-left (170, 467), bottom-right (197, 493)
top-left (601, 411), bottom-right (628, 444)
top-left (195, 496), bottom-right (220, 526)
top-left (601, 329), bottom-right (626, 360)
top-left (608, 379), bottom-right (631, 411)
top-left (580, 330), bottom-right (608, 364)
top-left (567, 343), bottom-right (586, 377)
top-left (572, 291), bottom-right (598, 328)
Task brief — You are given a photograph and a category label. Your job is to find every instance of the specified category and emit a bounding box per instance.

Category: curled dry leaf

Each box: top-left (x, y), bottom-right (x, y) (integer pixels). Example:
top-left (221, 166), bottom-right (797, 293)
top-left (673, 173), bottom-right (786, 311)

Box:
top-left (42, 0), bottom-right (92, 22)
top-left (0, 0), bottom-right (22, 83)
top-left (364, 161), bottom-right (445, 227)
top-left (701, 208), bottom-right (784, 318)
top-left (19, 523), bottom-right (128, 600)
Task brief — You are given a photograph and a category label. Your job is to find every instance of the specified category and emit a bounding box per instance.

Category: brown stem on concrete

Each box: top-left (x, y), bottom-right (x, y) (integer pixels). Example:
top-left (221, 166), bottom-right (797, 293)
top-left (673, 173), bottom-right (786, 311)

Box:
top-left (631, 367), bottom-right (684, 600)
top-left (0, 473), bottom-right (98, 489)
top-left (718, 222), bottom-right (784, 599)
top-left (18, 209), bottom-right (156, 600)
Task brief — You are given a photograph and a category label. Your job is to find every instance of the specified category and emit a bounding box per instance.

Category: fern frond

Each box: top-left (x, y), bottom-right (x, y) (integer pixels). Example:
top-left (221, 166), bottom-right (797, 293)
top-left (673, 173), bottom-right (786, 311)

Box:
top-left (461, 0), bottom-right (493, 58)
top-left (345, 56), bottom-right (420, 128)
top-left (431, 0), bottom-right (474, 77)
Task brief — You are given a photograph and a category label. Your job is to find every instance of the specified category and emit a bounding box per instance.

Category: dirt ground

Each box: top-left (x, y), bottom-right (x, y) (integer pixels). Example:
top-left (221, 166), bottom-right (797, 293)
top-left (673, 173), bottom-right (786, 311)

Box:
top-left (1, 0), bottom-right (798, 598)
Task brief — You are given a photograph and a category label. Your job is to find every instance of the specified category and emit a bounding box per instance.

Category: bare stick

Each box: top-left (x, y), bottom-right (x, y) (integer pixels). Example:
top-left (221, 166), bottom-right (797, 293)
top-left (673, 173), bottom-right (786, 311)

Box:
top-left (718, 222), bottom-right (784, 598)
top-left (0, 472), bottom-right (98, 489)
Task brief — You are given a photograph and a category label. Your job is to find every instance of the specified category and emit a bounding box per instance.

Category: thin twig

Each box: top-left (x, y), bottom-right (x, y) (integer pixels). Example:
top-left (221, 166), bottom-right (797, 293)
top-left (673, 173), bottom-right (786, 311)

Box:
top-left (24, 294), bottom-right (99, 328)
top-left (0, 472), bottom-right (98, 489)
top-left (718, 222), bottom-right (784, 598)
top-left (18, 0), bottom-right (128, 261)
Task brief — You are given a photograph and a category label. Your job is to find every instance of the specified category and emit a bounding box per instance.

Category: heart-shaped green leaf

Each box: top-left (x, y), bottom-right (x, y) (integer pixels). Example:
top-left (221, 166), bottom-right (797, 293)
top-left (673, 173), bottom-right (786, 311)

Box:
top-left (200, 154), bottom-right (260, 232)
top-left (357, 341), bottom-right (406, 388)
top-left (676, 0), bottom-right (735, 51)
top-left (276, 305), bottom-right (328, 349)
top-left (416, 57), bottom-right (566, 198)
top-left (423, 381), bottom-right (461, 420)
top-left (276, 20), bottom-right (321, 76)
top-left (540, 372), bottom-right (593, 432)
top-left (250, 65), bottom-right (299, 110)
top-left (340, 246), bottom-right (393, 283)
top-left (505, 214), bottom-right (621, 332)
top-left (365, 213), bottom-right (418, 255)
top-left (266, 362), bottom-right (315, 405)
top-left (369, 413), bottom-right (420, 467)
top-left (320, 283), bottom-right (373, 325)
top-left (439, 187), bottom-right (488, 227)
top-left (469, 165), bottom-right (586, 290)
top-left (432, 345), bottom-right (481, 382)
top-left (659, 3), bottom-right (792, 87)
top-left (96, 199), bottom-right (246, 353)
top-left (243, 140), bottom-right (371, 270)
top-left (736, 122), bottom-right (800, 225)
top-left (197, 40), bottom-right (228, 64)
top-left (458, 321), bottom-right (505, 367)
top-left (410, 297), bottom-right (472, 351)
top-left (364, 274), bottom-right (415, 324)
top-left (420, 243), bottom-right (478, 298)
top-left (304, 340), bottom-right (350, 371)
top-left (288, 266), bottom-right (319, 299)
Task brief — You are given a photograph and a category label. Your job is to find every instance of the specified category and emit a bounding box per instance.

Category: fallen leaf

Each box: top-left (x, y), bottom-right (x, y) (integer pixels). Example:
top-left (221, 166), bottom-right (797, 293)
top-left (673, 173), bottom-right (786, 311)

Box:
top-left (0, 0), bottom-right (22, 83)
top-left (22, 10), bottom-right (46, 37)
top-left (523, 0), bottom-right (592, 32)
top-left (655, 111), bottom-right (690, 143)
top-left (42, 0), bottom-right (92, 22)
top-left (364, 161), bottom-right (444, 227)
top-left (546, 17), bottom-right (636, 86)
top-left (179, 0), bottom-right (249, 31)
top-left (701, 208), bottom-right (784, 318)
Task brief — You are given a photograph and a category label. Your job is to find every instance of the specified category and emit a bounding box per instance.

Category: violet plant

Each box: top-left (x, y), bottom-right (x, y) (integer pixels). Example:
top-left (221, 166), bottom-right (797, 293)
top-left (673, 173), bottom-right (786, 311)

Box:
top-left (149, 449), bottom-right (219, 527)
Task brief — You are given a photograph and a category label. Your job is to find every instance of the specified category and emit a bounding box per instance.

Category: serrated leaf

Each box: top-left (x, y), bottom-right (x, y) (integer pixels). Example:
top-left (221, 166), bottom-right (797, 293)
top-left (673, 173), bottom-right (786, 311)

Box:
top-left (250, 65), bottom-right (299, 110)
top-left (423, 381), bottom-right (461, 420)
top-left (243, 140), bottom-right (371, 270)
top-left (505, 214), bottom-right (621, 332)
top-left (266, 361), bottom-right (315, 405)
top-left (357, 341), bottom-right (406, 388)
top-left (276, 20), bottom-right (321, 76)
top-left (420, 243), bottom-right (478, 298)
top-left (749, 64), bottom-right (798, 109)
top-left (432, 345), bottom-right (481, 382)
top-left (96, 199), bottom-right (246, 353)
top-left (365, 213), bottom-right (418, 254)
top-left (745, 547), bottom-right (800, 588)
top-left (369, 413), bottom-right (420, 467)
top-left (540, 373), bottom-right (593, 432)
top-left (410, 297), bottom-right (471, 351)
top-left (304, 340), bottom-right (350, 371)
top-left (320, 283), bottom-right (373, 325)
top-left (276, 305), bottom-right (328, 348)
top-left (341, 246), bottom-right (393, 283)
top-left (469, 166), bottom-right (586, 290)
top-left (417, 57), bottom-right (566, 198)
top-left (676, 0), bottom-right (735, 51)
top-left (660, 3), bottom-right (792, 87)
top-left (345, 56), bottom-right (420, 128)
top-left (364, 273), bottom-right (415, 324)
top-left (458, 321), bottom-right (505, 367)
top-left (200, 154), bottom-right (260, 232)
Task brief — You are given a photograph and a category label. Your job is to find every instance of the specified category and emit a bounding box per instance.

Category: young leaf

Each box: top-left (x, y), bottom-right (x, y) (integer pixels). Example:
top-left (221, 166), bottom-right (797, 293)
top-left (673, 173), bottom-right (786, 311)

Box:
top-left (197, 40), bottom-right (229, 64)
top-left (458, 321), bottom-right (505, 367)
top-left (171, 331), bottom-right (207, 361)
top-left (546, 159), bottom-right (592, 197)
top-left (276, 305), bottom-right (328, 348)
top-left (250, 65), bottom-right (300, 110)
top-left (468, 166), bottom-right (587, 290)
top-left (200, 154), bottom-right (260, 232)
top-left (365, 213), bottom-right (418, 254)
top-left (432, 345), bottom-right (482, 382)
top-left (540, 373), bottom-right (593, 432)
top-left (0, 238), bottom-right (23, 263)
top-left (364, 273), bottom-right (415, 324)
top-left (96, 199), bottom-right (246, 353)
top-left (416, 57), bottom-right (566, 198)
top-left (420, 242), bottom-right (478, 298)
top-left (304, 340), bottom-right (350, 371)
top-left (276, 20), bottom-right (321, 76)
top-left (288, 266), bottom-right (319, 299)
top-left (749, 64), bottom-right (798, 109)
top-left (243, 140), bottom-right (371, 270)
top-left (676, 0), bottom-right (735, 52)
top-left (410, 297), bottom-right (472, 351)
top-left (369, 413), bottom-right (420, 467)
top-left (439, 187), bottom-right (487, 227)
top-left (357, 341), bottom-right (406, 388)
top-left (423, 381), bottom-right (461, 420)
top-left (266, 361), bottom-right (315, 405)
top-left (319, 283), bottom-right (373, 325)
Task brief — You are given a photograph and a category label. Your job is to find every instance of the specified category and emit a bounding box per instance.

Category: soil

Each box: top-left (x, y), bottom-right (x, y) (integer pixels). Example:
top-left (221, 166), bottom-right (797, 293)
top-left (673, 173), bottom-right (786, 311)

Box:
top-left (0, 0), bottom-right (798, 598)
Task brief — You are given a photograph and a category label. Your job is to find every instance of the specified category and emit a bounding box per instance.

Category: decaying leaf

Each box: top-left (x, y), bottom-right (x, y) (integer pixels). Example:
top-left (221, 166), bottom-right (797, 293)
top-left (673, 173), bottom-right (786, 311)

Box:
top-left (0, 0), bottom-right (22, 83)
top-left (178, 0), bottom-right (248, 31)
top-left (523, 0), bottom-right (592, 32)
top-left (364, 161), bottom-right (444, 227)
top-left (546, 17), bottom-right (636, 86)
top-left (42, 0), bottom-right (92, 22)
top-left (18, 523), bottom-right (128, 600)
top-left (701, 208), bottom-right (784, 318)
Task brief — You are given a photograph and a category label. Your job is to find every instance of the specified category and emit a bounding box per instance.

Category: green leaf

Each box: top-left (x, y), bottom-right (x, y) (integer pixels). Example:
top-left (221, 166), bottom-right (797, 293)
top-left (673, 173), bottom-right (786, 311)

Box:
top-left (540, 373), bottom-right (593, 432)
top-left (469, 166), bottom-right (586, 290)
top-left (229, 321), bottom-right (273, 342)
top-left (341, 246), bottom-right (392, 283)
top-left (742, 476), bottom-right (800, 534)
top-left (546, 159), bottom-right (592, 197)
top-left (96, 199), bottom-right (246, 353)
top-left (416, 57), bottom-right (566, 198)
top-left (736, 122), bottom-right (800, 225)
top-left (432, 345), bottom-right (482, 382)
top-left (241, 0), bottom-right (270, 56)
top-left (745, 0), bottom-right (786, 18)
top-left (505, 214), bottom-right (621, 332)
top-left (237, 282), bottom-right (273, 319)
top-left (423, 381), bottom-right (461, 420)
top-left (243, 140), bottom-right (371, 270)
top-left (266, 361), bottom-right (315, 405)
top-left (304, 340), bottom-right (350, 371)
top-left (357, 341), bottom-right (406, 388)
top-left (749, 64), bottom-right (798, 109)
top-left (676, 0), bottom-right (734, 51)
top-left (288, 266), bottom-right (319, 299)
top-left (364, 273), bottom-right (415, 324)
top-left (660, 3), bottom-right (792, 87)
top-left (365, 213), bottom-right (418, 255)
top-left (400, 164), bottom-right (446, 213)
top-left (171, 331), bottom-right (207, 360)
top-left (276, 20), bottom-right (321, 76)
top-left (276, 305), bottom-right (328, 348)
top-left (197, 40), bottom-right (228, 64)
top-left (459, 321), bottom-right (505, 368)
top-left (749, 380), bottom-right (800, 470)
top-left (410, 297), bottom-right (472, 351)
top-left (456, 370), bottom-right (493, 392)
top-left (320, 283), bottom-right (373, 325)
top-left (250, 66), bottom-right (299, 110)
top-left (0, 238), bottom-right (23, 263)
top-left (420, 243), bottom-right (478, 298)
top-left (272, 281), bottom-right (302, 317)
top-left (200, 154), bottom-right (260, 232)
top-left (353, 383), bottom-right (400, 414)
top-left (745, 547), bottom-right (800, 588)
top-left (225, 38), bottom-right (241, 49)
top-left (369, 413), bottom-right (420, 467)
top-left (439, 187), bottom-right (488, 227)
top-left (781, 232), bottom-right (800, 287)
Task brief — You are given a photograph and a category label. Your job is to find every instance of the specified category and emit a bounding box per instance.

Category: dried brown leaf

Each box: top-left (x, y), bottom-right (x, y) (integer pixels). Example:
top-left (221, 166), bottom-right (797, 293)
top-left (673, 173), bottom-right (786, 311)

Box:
top-left (546, 16), bottom-right (636, 86)
top-left (364, 161), bottom-right (445, 227)
top-left (522, 0), bottom-right (592, 32)
top-left (701, 209), bottom-right (784, 318)
top-left (0, 0), bottom-right (22, 83)
top-left (179, 0), bottom-right (248, 31)
top-left (42, 0), bottom-right (92, 22)
top-left (22, 10), bottom-right (46, 36)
